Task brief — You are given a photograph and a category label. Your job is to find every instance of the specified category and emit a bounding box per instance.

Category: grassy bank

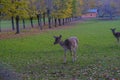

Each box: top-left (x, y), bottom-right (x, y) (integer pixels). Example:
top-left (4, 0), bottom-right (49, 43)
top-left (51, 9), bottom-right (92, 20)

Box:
top-left (0, 20), bottom-right (120, 80)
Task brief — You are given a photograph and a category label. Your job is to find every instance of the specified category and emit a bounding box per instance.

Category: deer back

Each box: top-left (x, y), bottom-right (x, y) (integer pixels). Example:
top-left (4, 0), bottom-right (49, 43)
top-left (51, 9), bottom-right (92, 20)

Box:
top-left (64, 37), bottom-right (78, 50)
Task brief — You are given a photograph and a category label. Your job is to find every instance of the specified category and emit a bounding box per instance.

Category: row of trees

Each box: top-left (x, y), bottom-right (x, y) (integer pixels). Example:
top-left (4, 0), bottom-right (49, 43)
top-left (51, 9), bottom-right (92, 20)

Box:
top-left (0, 0), bottom-right (83, 33)
top-left (1, 0), bottom-right (120, 33)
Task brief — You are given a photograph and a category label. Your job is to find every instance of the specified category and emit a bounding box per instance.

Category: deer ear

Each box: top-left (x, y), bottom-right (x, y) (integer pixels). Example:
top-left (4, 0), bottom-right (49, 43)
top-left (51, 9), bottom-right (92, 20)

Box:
top-left (59, 35), bottom-right (62, 38)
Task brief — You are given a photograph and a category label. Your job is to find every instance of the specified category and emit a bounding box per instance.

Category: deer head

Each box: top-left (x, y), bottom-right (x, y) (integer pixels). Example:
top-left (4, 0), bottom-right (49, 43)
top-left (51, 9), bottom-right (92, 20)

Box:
top-left (53, 35), bottom-right (62, 45)
top-left (110, 28), bottom-right (116, 35)
top-left (110, 28), bottom-right (116, 31)
top-left (110, 28), bottom-right (120, 42)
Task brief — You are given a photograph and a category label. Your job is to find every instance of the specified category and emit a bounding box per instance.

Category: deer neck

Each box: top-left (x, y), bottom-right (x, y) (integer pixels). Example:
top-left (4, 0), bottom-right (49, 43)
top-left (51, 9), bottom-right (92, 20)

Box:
top-left (59, 40), bottom-right (64, 47)
top-left (112, 30), bottom-right (116, 35)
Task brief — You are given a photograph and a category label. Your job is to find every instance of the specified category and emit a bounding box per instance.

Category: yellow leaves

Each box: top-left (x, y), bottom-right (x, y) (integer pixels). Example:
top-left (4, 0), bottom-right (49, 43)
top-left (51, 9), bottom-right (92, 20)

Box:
top-left (1, 0), bottom-right (83, 19)
top-left (89, 0), bottom-right (96, 8)
top-left (79, 0), bottom-right (83, 6)
top-left (35, 0), bottom-right (46, 14)
top-left (74, 0), bottom-right (83, 17)
top-left (1, 0), bottom-right (29, 18)
top-left (52, 0), bottom-right (73, 19)
top-left (110, 1), bottom-right (116, 8)
top-left (26, 0), bottom-right (37, 17)
top-left (1, 0), bottom-right (10, 13)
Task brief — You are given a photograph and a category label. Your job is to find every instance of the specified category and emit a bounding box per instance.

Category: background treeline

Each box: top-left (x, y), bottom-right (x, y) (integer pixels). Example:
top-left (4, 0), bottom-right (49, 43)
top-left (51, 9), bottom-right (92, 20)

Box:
top-left (0, 0), bottom-right (83, 33)
top-left (87, 0), bottom-right (120, 19)
top-left (0, 0), bottom-right (120, 33)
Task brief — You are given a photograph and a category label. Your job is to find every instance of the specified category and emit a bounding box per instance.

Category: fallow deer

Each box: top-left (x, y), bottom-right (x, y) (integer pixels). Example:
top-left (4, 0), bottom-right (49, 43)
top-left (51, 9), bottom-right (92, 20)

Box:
top-left (111, 28), bottom-right (120, 42)
top-left (53, 35), bottom-right (78, 63)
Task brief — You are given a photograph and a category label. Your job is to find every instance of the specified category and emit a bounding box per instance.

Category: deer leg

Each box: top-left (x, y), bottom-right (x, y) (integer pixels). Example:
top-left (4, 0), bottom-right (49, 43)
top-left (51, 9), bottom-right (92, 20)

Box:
top-left (70, 49), bottom-right (72, 56)
top-left (71, 49), bottom-right (76, 62)
top-left (64, 49), bottom-right (67, 63)
top-left (117, 38), bottom-right (119, 42)
top-left (73, 49), bottom-right (77, 62)
top-left (74, 49), bottom-right (77, 61)
top-left (72, 51), bottom-right (74, 62)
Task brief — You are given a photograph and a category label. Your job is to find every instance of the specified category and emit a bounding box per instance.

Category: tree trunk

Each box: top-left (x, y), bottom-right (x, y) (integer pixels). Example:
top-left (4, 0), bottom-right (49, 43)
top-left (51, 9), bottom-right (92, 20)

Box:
top-left (109, 12), bottom-right (113, 20)
top-left (54, 18), bottom-right (57, 27)
top-left (0, 20), bottom-right (1, 32)
top-left (37, 14), bottom-right (42, 30)
top-left (47, 9), bottom-right (51, 28)
top-left (39, 14), bottom-right (42, 30)
top-left (30, 17), bottom-right (33, 28)
top-left (43, 13), bottom-right (46, 25)
top-left (22, 19), bottom-right (25, 29)
top-left (15, 16), bottom-right (20, 34)
top-left (40, 14), bottom-right (42, 30)
top-left (0, 15), bottom-right (1, 32)
top-left (48, 17), bottom-right (51, 28)
top-left (11, 16), bottom-right (15, 30)
top-left (62, 18), bottom-right (64, 25)
top-left (51, 17), bottom-right (54, 25)
top-left (58, 19), bottom-right (61, 26)
top-left (37, 14), bottom-right (40, 26)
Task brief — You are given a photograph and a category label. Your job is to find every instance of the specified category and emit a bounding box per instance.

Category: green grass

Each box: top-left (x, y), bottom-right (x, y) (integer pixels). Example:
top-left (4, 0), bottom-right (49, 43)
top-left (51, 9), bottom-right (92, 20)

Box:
top-left (0, 20), bottom-right (120, 80)
top-left (0, 19), bottom-right (47, 30)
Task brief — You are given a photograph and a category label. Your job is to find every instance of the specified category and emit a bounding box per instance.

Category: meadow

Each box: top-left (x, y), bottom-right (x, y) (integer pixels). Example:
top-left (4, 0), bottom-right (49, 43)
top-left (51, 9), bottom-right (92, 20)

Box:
top-left (0, 19), bottom-right (120, 80)
top-left (0, 19), bottom-right (38, 30)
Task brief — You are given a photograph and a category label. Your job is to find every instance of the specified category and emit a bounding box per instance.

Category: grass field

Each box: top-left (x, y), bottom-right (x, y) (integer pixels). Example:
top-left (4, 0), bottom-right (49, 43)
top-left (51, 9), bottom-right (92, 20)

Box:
top-left (0, 19), bottom-right (44, 30)
top-left (0, 19), bottom-right (120, 80)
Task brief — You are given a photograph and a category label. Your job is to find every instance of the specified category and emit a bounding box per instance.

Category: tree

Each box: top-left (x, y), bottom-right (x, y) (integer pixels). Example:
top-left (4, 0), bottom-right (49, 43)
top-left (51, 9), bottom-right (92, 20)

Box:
top-left (0, 1), bottom-right (3, 32)
top-left (35, 0), bottom-right (46, 30)
top-left (1, 0), bottom-right (28, 33)
top-left (45, 0), bottom-right (53, 28)
top-left (97, 0), bottom-right (117, 19)
top-left (27, 0), bottom-right (36, 28)
top-left (72, 0), bottom-right (83, 18)
top-left (52, 0), bottom-right (74, 26)
top-left (14, 0), bottom-right (28, 34)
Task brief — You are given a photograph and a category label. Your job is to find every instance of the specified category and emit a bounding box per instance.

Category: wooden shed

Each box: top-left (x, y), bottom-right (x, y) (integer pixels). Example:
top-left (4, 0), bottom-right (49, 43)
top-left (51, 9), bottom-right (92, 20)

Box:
top-left (82, 9), bottom-right (98, 18)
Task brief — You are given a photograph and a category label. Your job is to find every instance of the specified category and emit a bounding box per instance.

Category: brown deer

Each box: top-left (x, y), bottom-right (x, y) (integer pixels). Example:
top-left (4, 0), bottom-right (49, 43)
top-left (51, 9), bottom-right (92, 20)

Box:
top-left (53, 35), bottom-right (78, 63)
top-left (111, 28), bottom-right (120, 42)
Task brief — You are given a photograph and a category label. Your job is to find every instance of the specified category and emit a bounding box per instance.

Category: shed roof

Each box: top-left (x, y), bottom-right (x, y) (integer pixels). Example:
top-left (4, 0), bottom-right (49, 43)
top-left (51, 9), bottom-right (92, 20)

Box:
top-left (87, 9), bottom-right (97, 13)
